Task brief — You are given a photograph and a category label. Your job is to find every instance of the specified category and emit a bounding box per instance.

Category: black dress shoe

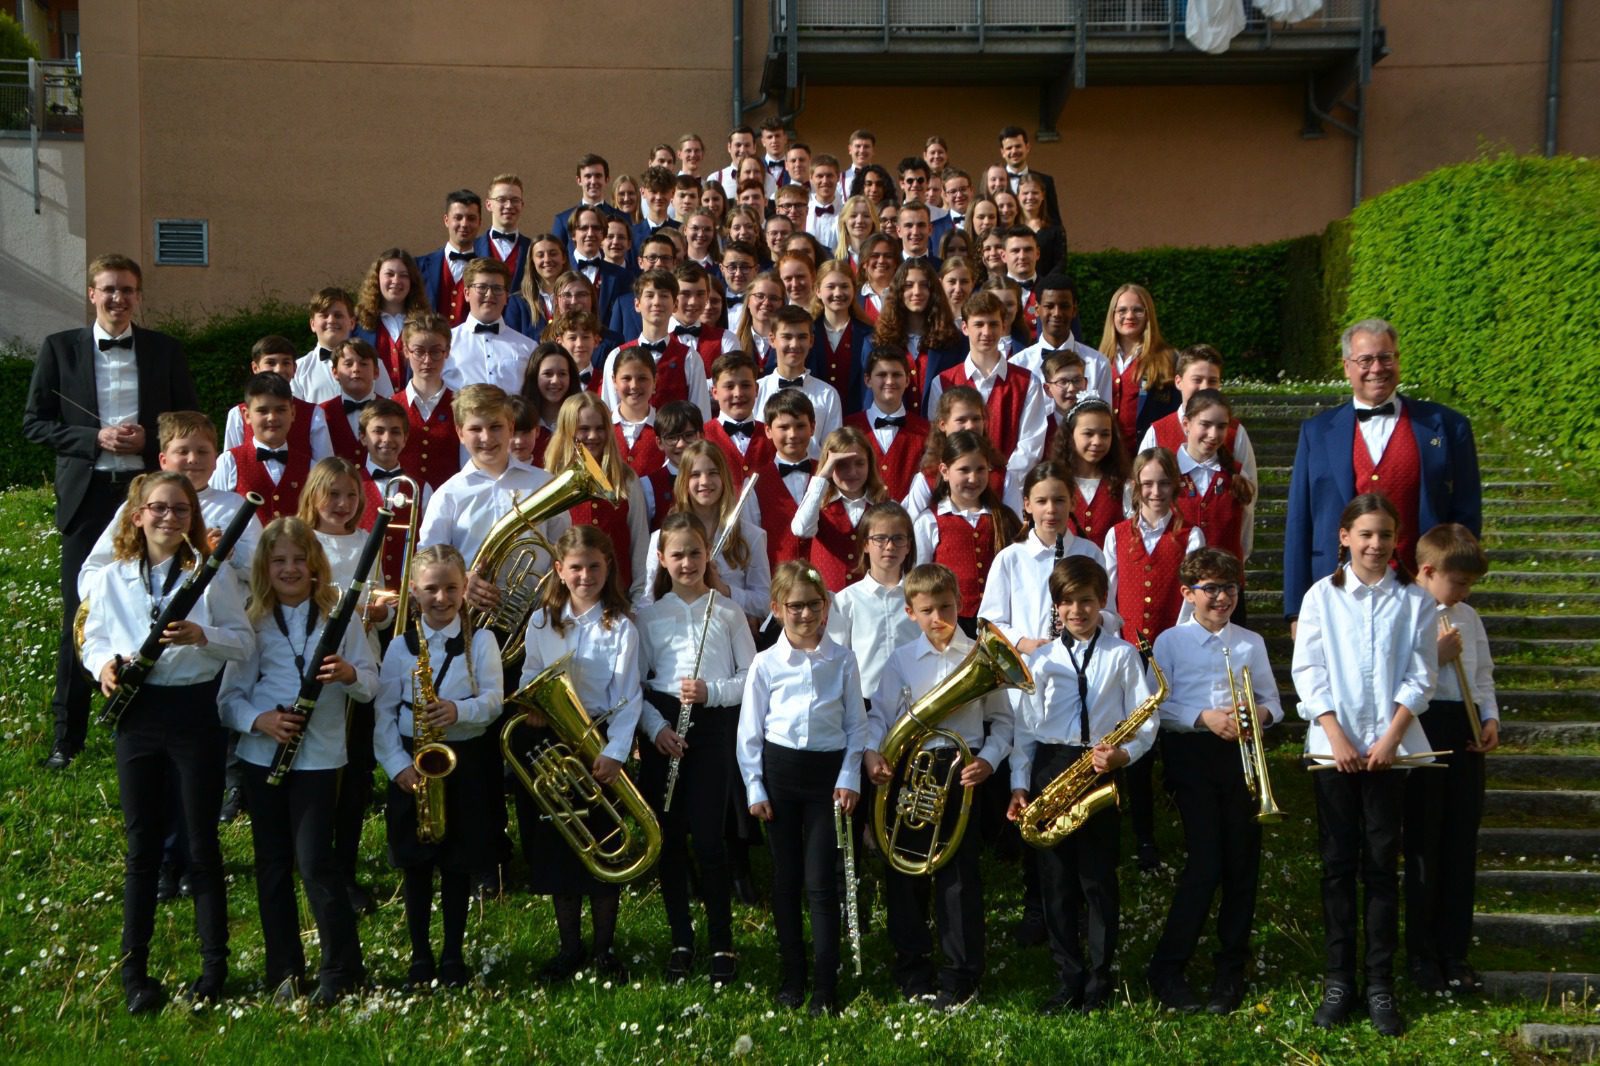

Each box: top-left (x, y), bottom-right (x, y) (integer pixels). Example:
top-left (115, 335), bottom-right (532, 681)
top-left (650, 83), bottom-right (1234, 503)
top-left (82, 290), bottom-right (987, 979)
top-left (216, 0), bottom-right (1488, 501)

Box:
top-left (592, 948), bottom-right (628, 981)
top-left (126, 977), bottom-right (164, 1015)
top-left (1135, 843), bottom-right (1161, 872)
top-left (1206, 973), bottom-right (1245, 1015)
top-left (439, 958), bottom-right (470, 988)
top-left (1408, 956), bottom-right (1446, 993)
top-left (1081, 985), bottom-right (1112, 1013)
top-left (309, 982), bottom-right (344, 1010)
top-left (1312, 982), bottom-right (1355, 1029)
top-left (41, 745), bottom-right (76, 771)
top-left (709, 951), bottom-right (738, 986)
top-left (775, 983), bottom-right (805, 1009)
top-left (1444, 960), bottom-right (1483, 994)
top-left (1366, 986), bottom-right (1406, 1037)
top-left (156, 864), bottom-right (180, 903)
top-left (404, 959), bottom-right (437, 991)
top-left (217, 786), bottom-right (244, 823)
top-left (1012, 911), bottom-right (1047, 948)
top-left (808, 990), bottom-right (839, 1016)
top-left (176, 871), bottom-right (194, 899)
top-left (538, 946), bottom-right (587, 982)
top-left (271, 975), bottom-right (303, 1005)
top-left (1147, 967), bottom-right (1202, 1013)
top-left (186, 968), bottom-right (226, 1005)
top-left (665, 946), bottom-right (694, 981)
top-left (731, 874), bottom-right (760, 906)
top-left (1038, 986), bottom-right (1081, 1015)
top-left (346, 881), bottom-right (377, 916)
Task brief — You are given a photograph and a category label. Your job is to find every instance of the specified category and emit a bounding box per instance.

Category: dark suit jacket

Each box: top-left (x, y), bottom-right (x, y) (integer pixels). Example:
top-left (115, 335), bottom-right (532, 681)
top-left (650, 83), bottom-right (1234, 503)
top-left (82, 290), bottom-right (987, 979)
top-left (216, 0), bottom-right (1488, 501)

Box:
top-left (22, 325), bottom-right (199, 529)
top-left (1283, 397), bottom-right (1482, 618)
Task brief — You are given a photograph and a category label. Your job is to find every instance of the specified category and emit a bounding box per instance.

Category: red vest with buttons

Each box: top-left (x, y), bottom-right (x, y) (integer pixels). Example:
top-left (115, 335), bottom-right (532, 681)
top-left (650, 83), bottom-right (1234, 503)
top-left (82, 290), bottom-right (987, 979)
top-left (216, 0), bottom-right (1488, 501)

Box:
top-left (809, 498), bottom-right (864, 592)
top-left (818, 321), bottom-right (857, 400)
top-left (1176, 461), bottom-right (1247, 560)
top-left (1114, 516), bottom-right (1188, 645)
top-left (615, 422), bottom-right (666, 481)
top-left (937, 362), bottom-right (1033, 457)
top-left (692, 327), bottom-right (729, 376)
top-left (753, 461), bottom-right (811, 570)
top-left (845, 411), bottom-right (928, 501)
top-left (1111, 358), bottom-right (1143, 445)
top-left (319, 397), bottom-right (368, 467)
top-left (238, 398), bottom-right (316, 455)
top-left (934, 510), bottom-right (996, 618)
top-left (358, 471), bottom-right (414, 585)
top-left (1353, 406), bottom-right (1422, 570)
top-left (375, 327), bottom-right (406, 392)
top-left (1073, 477), bottom-right (1123, 549)
top-left (1042, 412), bottom-right (1064, 462)
top-left (397, 388), bottom-right (459, 490)
top-left (608, 337), bottom-right (694, 410)
top-left (488, 239), bottom-right (523, 285)
top-left (645, 465), bottom-right (676, 532)
top-left (434, 258), bottom-right (468, 326)
top-left (229, 444), bottom-right (310, 525)
top-left (703, 418), bottom-right (774, 488)
top-left (1152, 411), bottom-right (1240, 456)
top-left (571, 493), bottom-right (635, 590)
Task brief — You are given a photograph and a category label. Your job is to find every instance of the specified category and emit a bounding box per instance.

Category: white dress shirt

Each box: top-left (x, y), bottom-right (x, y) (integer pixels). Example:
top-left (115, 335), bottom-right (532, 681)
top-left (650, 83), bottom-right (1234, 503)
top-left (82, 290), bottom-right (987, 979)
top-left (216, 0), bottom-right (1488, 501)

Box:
top-left (1138, 421), bottom-right (1259, 559)
top-left (1102, 512), bottom-right (1205, 632)
top-left (1432, 600), bottom-right (1497, 719)
top-left (1293, 567), bottom-right (1437, 759)
top-left (737, 633), bottom-right (867, 804)
top-left (978, 529), bottom-right (1106, 647)
top-left (518, 603), bottom-right (643, 767)
top-left (636, 591), bottom-right (758, 740)
top-left (80, 486), bottom-right (260, 599)
top-left (791, 476), bottom-right (869, 538)
top-left (600, 333), bottom-right (713, 422)
top-left (374, 618), bottom-right (505, 779)
top-left (1151, 619), bottom-right (1283, 733)
top-left (642, 519), bottom-right (772, 621)
top-left (292, 346), bottom-right (396, 404)
top-left (80, 554), bottom-right (252, 687)
top-left (826, 573), bottom-right (921, 699)
top-left (861, 400), bottom-right (912, 457)
top-left (869, 631), bottom-right (1015, 768)
top-left (219, 599), bottom-right (380, 771)
top-left (1011, 631), bottom-right (1156, 790)
top-left (1353, 392), bottom-right (1403, 464)
top-left (806, 197), bottom-right (840, 248)
top-left (444, 317), bottom-right (536, 395)
top-left (90, 324), bottom-right (143, 473)
top-left (755, 370), bottom-right (843, 442)
top-left (224, 402), bottom-right (335, 460)
top-left (418, 459), bottom-right (570, 565)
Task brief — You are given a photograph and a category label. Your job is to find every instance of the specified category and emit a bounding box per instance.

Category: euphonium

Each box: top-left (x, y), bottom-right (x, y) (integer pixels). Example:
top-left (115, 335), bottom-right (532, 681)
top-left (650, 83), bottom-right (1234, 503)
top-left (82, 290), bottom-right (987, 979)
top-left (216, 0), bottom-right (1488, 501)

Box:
top-left (872, 619), bottom-right (1034, 876)
top-left (500, 654), bottom-right (661, 884)
top-left (1224, 646), bottom-right (1284, 825)
top-left (1017, 643), bottom-right (1169, 849)
top-left (468, 445), bottom-right (618, 663)
top-left (410, 620), bottom-right (457, 845)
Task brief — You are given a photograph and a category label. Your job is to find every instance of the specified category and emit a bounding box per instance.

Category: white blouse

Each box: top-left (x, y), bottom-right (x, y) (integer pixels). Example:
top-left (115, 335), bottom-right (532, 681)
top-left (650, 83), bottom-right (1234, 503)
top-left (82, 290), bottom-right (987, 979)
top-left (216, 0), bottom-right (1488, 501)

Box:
top-left (80, 554), bottom-right (252, 689)
top-left (519, 603), bottom-right (645, 766)
top-left (978, 529), bottom-right (1105, 647)
top-left (636, 591), bottom-right (758, 740)
top-left (373, 618), bottom-right (504, 780)
top-left (827, 573), bottom-right (921, 699)
top-left (736, 633), bottom-right (867, 804)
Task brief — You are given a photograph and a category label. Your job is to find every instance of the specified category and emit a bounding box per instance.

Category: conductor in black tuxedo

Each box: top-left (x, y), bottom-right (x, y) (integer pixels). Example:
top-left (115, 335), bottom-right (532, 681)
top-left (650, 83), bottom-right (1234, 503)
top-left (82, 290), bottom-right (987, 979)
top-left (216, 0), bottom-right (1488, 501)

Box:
top-left (998, 126), bottom-right (1061, 234)
top-left (22, 254), bottom-right (199, 769)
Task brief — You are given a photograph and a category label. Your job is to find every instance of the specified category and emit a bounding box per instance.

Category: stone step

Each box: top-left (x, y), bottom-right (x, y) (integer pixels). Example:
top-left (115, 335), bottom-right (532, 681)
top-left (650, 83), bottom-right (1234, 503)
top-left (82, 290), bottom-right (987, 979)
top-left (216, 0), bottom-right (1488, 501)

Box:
top-left (1252, 498), bottom-right (1586, 518)
top-left (1245, 548), bottom-right (1600, 569)
top-left (1249, 530), bottom-right (1600, 551)
top-left (1517, 1022), bottom-right (1600, 1060)
top-left (1479, 826), bottom-right (1600, 858)
top-left (1485, 755), bottom-right (1600, 784)
top-left (1255, 464), bottom-right (1542, 482)
top-left (1478, 868), bottom-right (1600, 896)
top-left (1484, 789), bottom-right (1600, 820)
top-left (1248, 589), bottom-right (1600, 614)
top-left (1481, 614), bottom-right (1600, 638)
top-left (1501, 722), bottom-right (1600, 747)
top-left (1490, 973), bottom-right (1600, 1004)
top-left (1496, 664), bottom-right (1600, 690)
top-left (1253, 479), bottom-right (1561, 499)
top-left (1498, 689), bottom-right (1600, 716)
top-left (1474, 913), bottom-right (1600, 948)
top-left (1258, 634), bottom-right (1599, 667)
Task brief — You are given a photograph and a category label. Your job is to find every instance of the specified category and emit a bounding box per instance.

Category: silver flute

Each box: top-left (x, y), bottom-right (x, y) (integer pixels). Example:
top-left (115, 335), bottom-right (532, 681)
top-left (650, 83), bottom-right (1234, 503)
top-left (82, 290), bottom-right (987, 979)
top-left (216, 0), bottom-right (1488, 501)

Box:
top-left (662, 473), bottom-right (760, 812)
top-left (835, 799), bottom-right (863, 976)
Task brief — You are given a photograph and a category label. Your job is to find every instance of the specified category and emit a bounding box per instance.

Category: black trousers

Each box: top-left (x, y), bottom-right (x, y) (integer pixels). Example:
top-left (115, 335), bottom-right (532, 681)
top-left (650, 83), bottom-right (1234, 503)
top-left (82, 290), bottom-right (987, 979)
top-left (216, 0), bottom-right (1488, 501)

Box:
top-left (763, 744), bottom-right (846, 992)
top-left (241, 763), bottom-right (364, 990)
top-left (1313, 766), bottom-right (1406, 987)
top-left (883, 747), bottom-right (985, 997)
top-left (1031, 744), bottom-right (1122, 998)
top-left (1150, 732), bottom-right (1263, 977)
top-left (1404, 700), bottom-right (1486, 967)
top-left (53, 470), bottom-right (132, 751)
top-left (388, 733), bottom-right (497, 875)
top-left (114, 680), bottom-right (228, 985)
top-left (333, 697), bottom-right (376, 888)
top-left (1124, 723), bottom-right (1159, 851)
top-left (640, 692), bottom-right (736, 952)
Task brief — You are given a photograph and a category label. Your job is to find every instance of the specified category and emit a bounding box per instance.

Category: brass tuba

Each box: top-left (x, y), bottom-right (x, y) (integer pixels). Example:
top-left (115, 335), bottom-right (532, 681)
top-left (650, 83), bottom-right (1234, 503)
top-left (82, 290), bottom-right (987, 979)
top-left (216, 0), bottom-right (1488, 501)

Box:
top-left (467, 445), bottom-right (618, 662)
top-left (1224, 646), bottom-right (1284, 825)
top-left (872, 620), bottom-right (1034, 876)
top-left (500, 654), bottom-right (662, 883)
top-left (1016, 643), bottom-right (1168, 849)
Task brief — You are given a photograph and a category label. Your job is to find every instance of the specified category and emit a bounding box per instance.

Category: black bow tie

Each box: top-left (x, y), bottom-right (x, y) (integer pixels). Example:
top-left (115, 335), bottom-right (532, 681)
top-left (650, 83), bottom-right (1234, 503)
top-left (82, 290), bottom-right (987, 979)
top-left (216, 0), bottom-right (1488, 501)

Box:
top-left (489, 229), bottom-right (516, 242)
top-left (777, 376), bottom-right (806, 390)
top-left (317, 346), bottom-right (334, 361)
top-left (1355, 401), bottom-right (1395, 422)
top-left (256, 447), bottom-right (290, 464)
top-left (639, 339), bottom-right (667, 354)
top-left (777, 460), bottom-right (814, 478)
top-left (98, 335), bottom-right (133, 351)
top-left (343, 397), bottom-right (374, 413)
top-left (813, 204), bottom-right (835, 216)
top-left (675, 323), bottom-right (702, 338)
top-left (474, 322), bottom-right (500, 335)
top-left (447, 250), bottom-right (473, 262)
top-left (722, 419), bottom-right (755, 438)
top-left (874, 415), bottom-right (907, 429)
top-left (1040, 347), bottom-right (1068, 358)
top-left (370, 466), bottom-right (403, 480)
top-left (576, 258), bottom-right (601, 270)
top-left (1013, 276), bottom-right (1037, 292)
top-left (765, 158), bottom-right (785, 171)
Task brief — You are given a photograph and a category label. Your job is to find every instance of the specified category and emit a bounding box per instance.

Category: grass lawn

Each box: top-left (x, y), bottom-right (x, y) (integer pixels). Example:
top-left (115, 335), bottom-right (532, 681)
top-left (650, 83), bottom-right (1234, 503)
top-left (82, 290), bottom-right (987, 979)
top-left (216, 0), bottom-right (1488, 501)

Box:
top-left (0, 486), bottom-right (1591, 1063)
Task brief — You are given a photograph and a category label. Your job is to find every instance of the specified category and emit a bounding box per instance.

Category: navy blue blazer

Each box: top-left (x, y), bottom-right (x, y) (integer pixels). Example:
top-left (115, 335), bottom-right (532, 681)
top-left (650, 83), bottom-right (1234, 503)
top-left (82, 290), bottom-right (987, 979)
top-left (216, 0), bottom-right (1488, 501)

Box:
top-left (472, 232), bottom-right (533, 291)
top-left (1282, 397), bottom-right (1482, 618)
top-left (608, 299), bottom-right (642, 341)
top-left (503, 295), bottom-right (543, 341)
top-left (574, 260), bottom-right (630, 322)
top-left (551, 201), bottom-right (627, 249)
top-left (631, 216), bottom-right (680, 255)
top-left (415, 246), bottom-right (473, 313)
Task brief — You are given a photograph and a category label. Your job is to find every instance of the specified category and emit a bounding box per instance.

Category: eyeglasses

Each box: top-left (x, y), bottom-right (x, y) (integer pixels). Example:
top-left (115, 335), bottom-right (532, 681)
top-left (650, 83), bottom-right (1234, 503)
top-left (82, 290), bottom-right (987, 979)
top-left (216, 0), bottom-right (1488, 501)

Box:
top-left (1049, 375), bottom-right (1087, 389)
top-left (782, 598), bottom-right (825, 616)
top-left (487, 196), bottom-right (524, 206)
top-left (659, 432), bottom-right (701, 446)
top-left (639, 253), bottom-right (673, 264)
top-left (406, 344), bottom-right (448, 358)
top-left (94, 285), bottom-right (139, 297)
top-left (1345, 352), bottom-right (1398, 370)
top-left (1190, 583), bottom-right (1239, 599)
top-left (866, 533), bottom-right (910, 547)
top-left (467, 284), bottom-right (507, 296)
top-left (142, 503), bottom-right (192, 520)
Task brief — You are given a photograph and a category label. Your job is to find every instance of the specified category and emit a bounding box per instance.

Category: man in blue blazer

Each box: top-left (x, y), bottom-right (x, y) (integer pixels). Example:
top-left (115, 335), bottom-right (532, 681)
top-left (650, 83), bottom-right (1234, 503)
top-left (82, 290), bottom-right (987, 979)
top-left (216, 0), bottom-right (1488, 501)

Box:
top-left (1283, 319), bottom-right (1482, 620)
top-left (474, 175), bottom-right (533, 291)
top-left (415, 189), bottom-right (482, 325)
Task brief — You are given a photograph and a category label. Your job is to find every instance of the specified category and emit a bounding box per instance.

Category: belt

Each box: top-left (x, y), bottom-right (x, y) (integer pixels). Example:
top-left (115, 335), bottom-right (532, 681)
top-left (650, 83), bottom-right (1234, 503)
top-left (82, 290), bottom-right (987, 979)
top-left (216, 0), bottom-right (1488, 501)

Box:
top-left (92, 468), bottom-right (142, 484)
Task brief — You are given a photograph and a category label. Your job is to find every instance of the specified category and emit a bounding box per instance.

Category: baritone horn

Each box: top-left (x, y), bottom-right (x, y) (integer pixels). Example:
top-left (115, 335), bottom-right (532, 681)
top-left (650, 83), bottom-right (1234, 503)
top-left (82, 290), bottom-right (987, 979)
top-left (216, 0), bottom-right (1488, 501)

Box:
top-left (500, 654), bottom-right (661, 883)
top-left (467, 445), bottom-right (618, 662)
top-left (1224, 646), bottom-right (1284, 825)
top-left (872, 619), bottom-right (1034, 876)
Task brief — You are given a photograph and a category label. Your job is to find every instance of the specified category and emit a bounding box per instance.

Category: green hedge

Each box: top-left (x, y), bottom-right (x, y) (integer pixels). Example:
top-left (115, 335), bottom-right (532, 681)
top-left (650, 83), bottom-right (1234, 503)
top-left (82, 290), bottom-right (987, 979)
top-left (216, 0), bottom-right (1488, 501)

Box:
top-left (1340, 153), bottom-right (1600, 470)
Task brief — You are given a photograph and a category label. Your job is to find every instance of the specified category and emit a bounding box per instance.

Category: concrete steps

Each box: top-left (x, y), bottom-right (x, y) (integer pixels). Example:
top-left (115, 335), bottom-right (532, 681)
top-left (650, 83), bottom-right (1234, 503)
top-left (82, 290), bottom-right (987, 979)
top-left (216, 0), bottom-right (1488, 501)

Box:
top-left (1479, 826), bottom-right (1600, 858)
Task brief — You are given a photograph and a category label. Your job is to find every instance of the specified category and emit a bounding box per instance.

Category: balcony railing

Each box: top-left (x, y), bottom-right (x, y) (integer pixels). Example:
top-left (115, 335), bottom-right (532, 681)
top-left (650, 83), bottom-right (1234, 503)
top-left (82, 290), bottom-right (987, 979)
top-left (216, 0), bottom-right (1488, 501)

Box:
top-left (0, 58), bottom-right (83, 135)
top-left (784, 0), bottom-right (1369, 39)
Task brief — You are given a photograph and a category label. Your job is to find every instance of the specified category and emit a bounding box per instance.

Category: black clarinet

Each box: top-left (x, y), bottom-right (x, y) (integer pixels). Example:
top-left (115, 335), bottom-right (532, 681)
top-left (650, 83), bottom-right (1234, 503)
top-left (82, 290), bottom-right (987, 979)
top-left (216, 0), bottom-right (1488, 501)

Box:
top-left (98, 492), bottom-right (264, 731)
top-left (265, 508), bottom-right (393, 786)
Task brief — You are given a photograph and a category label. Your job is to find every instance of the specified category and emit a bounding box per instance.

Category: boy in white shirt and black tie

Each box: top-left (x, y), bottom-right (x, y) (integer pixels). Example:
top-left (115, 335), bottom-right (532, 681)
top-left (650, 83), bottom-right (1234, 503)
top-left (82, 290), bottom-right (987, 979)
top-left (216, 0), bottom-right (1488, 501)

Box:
top-left (445, 259), bottom-right (534, 395)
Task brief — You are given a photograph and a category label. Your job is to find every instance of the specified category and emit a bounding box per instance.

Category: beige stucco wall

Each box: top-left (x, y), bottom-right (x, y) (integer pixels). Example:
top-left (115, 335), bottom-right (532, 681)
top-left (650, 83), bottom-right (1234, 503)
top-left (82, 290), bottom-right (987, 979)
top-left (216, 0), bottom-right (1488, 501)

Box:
top-left (0, 135), bottom-right (86, 346)
top-left (78, 0), bottom-right (1598, 318)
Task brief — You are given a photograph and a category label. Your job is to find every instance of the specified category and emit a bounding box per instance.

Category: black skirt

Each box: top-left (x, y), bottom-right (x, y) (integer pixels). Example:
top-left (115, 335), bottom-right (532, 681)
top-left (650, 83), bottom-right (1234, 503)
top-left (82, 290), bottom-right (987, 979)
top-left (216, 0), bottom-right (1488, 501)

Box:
top-left (385, 732), bottom-right (496, 873)
top-left (506, 720), bottom-right (632, 895)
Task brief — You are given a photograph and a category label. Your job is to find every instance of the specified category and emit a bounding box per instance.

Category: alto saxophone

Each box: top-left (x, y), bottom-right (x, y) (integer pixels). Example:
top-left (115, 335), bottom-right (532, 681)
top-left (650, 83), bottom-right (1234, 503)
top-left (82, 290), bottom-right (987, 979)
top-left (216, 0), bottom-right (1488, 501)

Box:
top-left (410, 623), bottom-right (458, 844)
top-left (1016, 641), bottom-right (1168, 849)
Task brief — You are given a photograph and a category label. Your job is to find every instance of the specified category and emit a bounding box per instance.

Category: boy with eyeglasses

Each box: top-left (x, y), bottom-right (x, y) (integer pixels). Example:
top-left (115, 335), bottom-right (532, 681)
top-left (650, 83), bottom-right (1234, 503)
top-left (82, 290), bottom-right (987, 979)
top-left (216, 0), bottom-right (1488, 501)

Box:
top-left (445, 259), bottom-right (534, 395)
top-left (473, 174), bottom-right (532, 290)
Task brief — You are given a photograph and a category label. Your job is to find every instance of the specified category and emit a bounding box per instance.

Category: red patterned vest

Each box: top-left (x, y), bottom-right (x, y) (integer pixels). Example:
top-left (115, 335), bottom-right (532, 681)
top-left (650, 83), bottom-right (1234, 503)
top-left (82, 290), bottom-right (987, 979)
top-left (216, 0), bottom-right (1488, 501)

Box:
top-left (1176, 460), bottom-right (1247, 560)
top-left (938, 362), bottom-right (1033, 457)
top-left (1073, 477), bottom-right (1123, 549)
top-left (375, 326), bottom-right (406, 392)
top-left (358, 470), bottom-right (414, 585)
top-left (615, 422), bottom-right (666, 481)
top-left (753, 462), bottom-right (811, 570)
top-left (693, 327), bottom-right (729, 376)
top-left (645, 465), bottom-right (676, 531)
top-left (845, 411), bottom-right (928, 501)
top-left (397, 388), bottom-right (459, 490)
top-left (1114, 516), bottom-right (1187, 645)
top-left (229, 443), bottom-right (311, 524)
top-left (934, 511), bottom-right (996, 617)
top-left (571, 495), bottom-right (635, 590)
top-left (488, 238), bottom-right (523, 285)
top-left (434, 257), bottom-right (468, 326)
top-left (817, 320), bottom-right (857, 399)
top-left (612, 336), bottom-right (695, 410)
top-left (1111, 357), bottom-right (1143, 445)
top-left (703, 418), bottom-right (774, 487)
top-left (1353, 406), bottom-right (1422, 571)
top-left (239, 398), bottom-right (316, 455)
top-left (1042, 412), bottom-right (1063, 462)
top-left (1152, 411), bottom-right (1240, 456)
top-left (319, 397), bottom-right (368, 467)
top-left (809, 498), bottom-right (863, 592)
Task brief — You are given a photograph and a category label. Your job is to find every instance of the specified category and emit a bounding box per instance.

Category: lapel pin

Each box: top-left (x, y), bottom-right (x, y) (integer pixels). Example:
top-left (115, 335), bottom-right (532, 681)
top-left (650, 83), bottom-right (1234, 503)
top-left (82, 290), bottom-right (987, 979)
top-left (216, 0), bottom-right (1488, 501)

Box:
top-left (1429, 437), bottom-right (1441, 447)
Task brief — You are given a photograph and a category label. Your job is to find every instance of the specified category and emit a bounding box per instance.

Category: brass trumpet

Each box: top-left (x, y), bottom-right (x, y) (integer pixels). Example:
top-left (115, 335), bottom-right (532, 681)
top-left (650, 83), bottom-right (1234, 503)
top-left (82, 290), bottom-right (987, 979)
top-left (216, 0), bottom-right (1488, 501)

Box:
top-left (1224, 646), bottom-right (1284, 824)
top-left (501, 654), bottom-right (661, 883)
top-left (872, 620), bottom-right (1034, 876)
top-left (467, 445), bottom-right (618, 663)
